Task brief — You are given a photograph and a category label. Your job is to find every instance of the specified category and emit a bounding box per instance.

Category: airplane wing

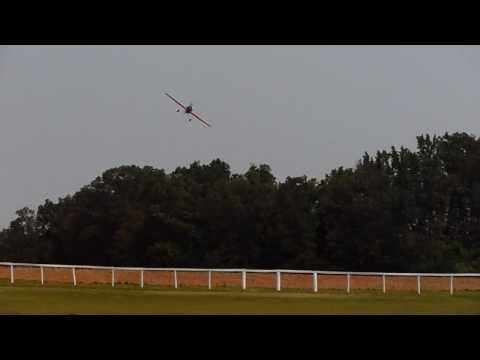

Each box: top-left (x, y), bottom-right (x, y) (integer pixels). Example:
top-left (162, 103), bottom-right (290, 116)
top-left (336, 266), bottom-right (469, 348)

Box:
top-left (191, 112), bottom-right (212, 128)
top-left (165, 92), bottom-right (186, 110)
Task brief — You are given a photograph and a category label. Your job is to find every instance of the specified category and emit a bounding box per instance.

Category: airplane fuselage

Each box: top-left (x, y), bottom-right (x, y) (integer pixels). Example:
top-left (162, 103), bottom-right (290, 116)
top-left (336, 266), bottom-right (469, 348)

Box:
top-left (165, 92), bottom-right (211, 127)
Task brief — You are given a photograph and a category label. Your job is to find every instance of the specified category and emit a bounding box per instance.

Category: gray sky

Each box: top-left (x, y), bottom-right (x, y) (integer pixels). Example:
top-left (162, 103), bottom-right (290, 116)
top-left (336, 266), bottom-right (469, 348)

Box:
top-left (1, 45), bottom-right (479, 229)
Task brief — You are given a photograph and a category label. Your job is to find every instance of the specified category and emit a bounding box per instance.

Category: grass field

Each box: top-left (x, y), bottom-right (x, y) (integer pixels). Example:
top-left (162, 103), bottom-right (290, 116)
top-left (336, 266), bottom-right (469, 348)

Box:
top-left (1, 281), bottom-right (480, 314)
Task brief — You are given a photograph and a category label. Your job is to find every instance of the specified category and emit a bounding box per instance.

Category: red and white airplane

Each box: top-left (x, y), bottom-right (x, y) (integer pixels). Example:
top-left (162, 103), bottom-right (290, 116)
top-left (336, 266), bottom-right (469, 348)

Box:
top-left (164, 92), bottom-right (211, 128)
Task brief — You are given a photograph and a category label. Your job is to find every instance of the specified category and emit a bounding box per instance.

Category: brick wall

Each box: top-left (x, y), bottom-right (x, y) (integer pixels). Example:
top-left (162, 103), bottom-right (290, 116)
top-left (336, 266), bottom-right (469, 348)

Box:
top-left (317, 274), bottom-right (348, 290)
top-left (77, 269), bottom-right (111, 285)
top-left (114, 270), bottom-right (141, 285)
top-left (453, 277), bottom-right (480, 290)
top-left (212, 272), bottom-right (241, 288)
top-left (144, 270), bottom-right (175, 287)
top-left (44, 267), bottom-right (74, 283)
top-left (282, 273), bottom-right (314, 290)
top-left (13, 266), bottom-right (41, 282)
top-left (384, 276), bottom-right (417, 291)
top-left (350, 275), bottom-right (383, 290)
top-left (0, 265), bottom-right (11, 280)
top-left (247, 273), bottom-right (276, 289)
top-left (177, 271), bottom-right (208, 287)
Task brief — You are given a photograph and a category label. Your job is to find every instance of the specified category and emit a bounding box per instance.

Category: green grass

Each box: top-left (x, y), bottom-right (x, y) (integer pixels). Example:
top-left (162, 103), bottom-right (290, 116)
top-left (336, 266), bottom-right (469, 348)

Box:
top-left (1, 281), bottom-right (479, 314)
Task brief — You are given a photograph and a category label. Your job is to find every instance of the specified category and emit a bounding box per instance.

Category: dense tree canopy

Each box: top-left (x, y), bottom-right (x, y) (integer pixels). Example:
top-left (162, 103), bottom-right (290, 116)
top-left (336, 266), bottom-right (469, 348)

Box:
top-left (1, 132), bottom-right (480, 272)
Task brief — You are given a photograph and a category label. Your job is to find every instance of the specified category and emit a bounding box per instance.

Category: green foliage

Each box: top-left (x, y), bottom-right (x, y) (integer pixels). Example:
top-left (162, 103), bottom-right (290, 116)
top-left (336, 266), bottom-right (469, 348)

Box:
top-left (1, 133), bottom-right (480, 272)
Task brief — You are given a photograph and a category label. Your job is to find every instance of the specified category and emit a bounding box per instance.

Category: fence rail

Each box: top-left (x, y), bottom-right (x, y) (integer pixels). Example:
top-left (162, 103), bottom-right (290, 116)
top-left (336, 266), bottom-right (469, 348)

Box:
top-left (1, 261), bottom-right (480, 294)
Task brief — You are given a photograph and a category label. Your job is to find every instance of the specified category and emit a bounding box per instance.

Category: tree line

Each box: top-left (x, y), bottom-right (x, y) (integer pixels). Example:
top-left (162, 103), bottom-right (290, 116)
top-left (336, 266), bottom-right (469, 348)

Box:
top-left (1, 132), bottom-right (480, 272)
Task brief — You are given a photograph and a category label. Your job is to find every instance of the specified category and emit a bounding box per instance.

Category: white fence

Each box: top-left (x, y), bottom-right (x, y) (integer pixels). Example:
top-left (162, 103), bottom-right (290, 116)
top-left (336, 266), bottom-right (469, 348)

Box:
top-left (1, 261), bottom-right (480, 295)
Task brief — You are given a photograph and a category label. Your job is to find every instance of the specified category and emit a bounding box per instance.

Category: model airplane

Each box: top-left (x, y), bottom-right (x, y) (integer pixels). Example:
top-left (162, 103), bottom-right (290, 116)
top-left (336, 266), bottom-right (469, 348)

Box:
top-left (164, 92), bottom-right (211, 128)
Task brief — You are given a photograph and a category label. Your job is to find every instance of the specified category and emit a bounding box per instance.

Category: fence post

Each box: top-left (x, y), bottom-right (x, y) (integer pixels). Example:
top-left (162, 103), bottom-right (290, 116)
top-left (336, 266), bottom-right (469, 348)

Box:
top-left (347, 273), bottom-right (351, 294)
top-left (450, 275), bottom-right (453, 295)
top-left (112, 268), bottom-right (115, 287)
top-left (417, 275), bottom-right (421, 295)
top-left (241, 271), bottom-right (246, 290)
top-left (174, 270), bottom-right (178, 289)
top-left (10, 264), bottom-right (14, 284)
top-left (41, 266), bottom-right (44, 285)
top-left (382, 274), bottom-right (386, 294)
top-left (140, 269), bottom-right (144, 288)
top-left (72, 267), bottom-right (77, 287)
top-left (208, 270), bottom-right (212, 290)
top-left (313, 272), bottom-right (318, 293)
top-left (276, 271), bottom-right (281, 291)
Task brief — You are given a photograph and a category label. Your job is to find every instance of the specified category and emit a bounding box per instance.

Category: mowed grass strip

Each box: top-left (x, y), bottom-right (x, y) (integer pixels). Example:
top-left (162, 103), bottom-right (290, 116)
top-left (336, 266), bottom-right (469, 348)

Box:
top-left (0, 282), bottom-right (479, 314)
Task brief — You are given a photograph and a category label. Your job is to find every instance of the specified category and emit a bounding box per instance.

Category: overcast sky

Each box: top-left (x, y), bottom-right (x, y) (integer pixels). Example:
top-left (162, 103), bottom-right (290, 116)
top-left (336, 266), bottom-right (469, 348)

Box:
top-left (1, 45), bottom-right (479, 229)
